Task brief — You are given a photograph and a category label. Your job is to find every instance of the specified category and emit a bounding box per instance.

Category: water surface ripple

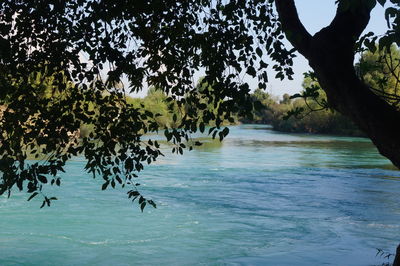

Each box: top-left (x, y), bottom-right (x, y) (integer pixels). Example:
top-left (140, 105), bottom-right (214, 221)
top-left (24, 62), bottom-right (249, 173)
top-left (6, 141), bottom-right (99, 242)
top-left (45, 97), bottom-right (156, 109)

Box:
top-left (1, 125), bottom-right (399, 265)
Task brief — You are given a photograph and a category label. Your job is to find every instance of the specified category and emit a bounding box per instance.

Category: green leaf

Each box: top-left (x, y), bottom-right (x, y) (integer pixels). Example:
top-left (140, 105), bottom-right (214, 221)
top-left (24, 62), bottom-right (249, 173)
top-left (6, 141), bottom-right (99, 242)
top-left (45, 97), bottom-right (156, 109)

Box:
top-left (246, 66), bottom-right (257, 77)
top-left (256, 47), bottom-right (263, 57)
top-left (377, 0), bottom-right (386, 6)
top-left (102, 181), bottom-right (109, 190)
top-left (208, 127), bottom-right (216, 135)
top-left (147, 200), bottom-right (157, 208)
top-left (27, 192), bottom-right (39, 201)
top-left (38, 175), bottom-right (47, 184)
top-left (222, 127), bottom-right (229, 137)
top-left (138, 196), bottom-right (145, 204)
top-left (194, 141), bottom-right (202, 146)
top-left (140, 202), bottom-right (146, 212)
top-left (199, 122), bottom-right (205, 133)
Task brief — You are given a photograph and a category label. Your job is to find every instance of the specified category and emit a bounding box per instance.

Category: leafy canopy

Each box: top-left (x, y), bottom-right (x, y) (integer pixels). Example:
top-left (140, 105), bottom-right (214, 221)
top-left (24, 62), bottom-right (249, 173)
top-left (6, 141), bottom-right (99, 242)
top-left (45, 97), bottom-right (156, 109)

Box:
top-left (0, 0), bottom-right (399, 209)
top-left (0, 0), bottom-right (294, 209)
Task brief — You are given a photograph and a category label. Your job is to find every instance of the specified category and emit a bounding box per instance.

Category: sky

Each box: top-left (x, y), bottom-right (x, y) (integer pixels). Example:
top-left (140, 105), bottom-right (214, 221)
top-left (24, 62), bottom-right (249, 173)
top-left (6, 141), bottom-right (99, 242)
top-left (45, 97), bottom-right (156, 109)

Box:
top-left (128, 0), bottom-right (391, 99)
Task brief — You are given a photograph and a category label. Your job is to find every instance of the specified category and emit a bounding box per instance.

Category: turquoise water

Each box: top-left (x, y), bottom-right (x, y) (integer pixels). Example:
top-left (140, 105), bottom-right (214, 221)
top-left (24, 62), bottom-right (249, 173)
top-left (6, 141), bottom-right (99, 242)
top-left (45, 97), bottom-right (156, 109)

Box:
top-left (1, 125), bottom-right (400, 265)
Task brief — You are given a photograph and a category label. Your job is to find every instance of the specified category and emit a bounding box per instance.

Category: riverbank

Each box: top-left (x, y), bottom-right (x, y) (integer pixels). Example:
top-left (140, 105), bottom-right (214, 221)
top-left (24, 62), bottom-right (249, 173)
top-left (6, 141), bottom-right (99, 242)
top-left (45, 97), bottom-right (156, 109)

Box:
top-left (243, 89), bottom-right (366, 138)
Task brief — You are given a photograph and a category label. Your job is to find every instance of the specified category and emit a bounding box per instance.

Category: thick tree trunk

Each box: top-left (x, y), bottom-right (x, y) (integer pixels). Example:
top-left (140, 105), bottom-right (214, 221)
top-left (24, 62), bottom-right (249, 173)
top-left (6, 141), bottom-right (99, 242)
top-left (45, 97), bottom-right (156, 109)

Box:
top-left (308, 31), bottom-right (400, 169)
top-left (275, 1), bottom-right (400, 261)
top-left (274, 2), bottom-right (400, 263)
top-left (275, 0), bottom-right (400, 168)
top-left (394, 245), bottom-right (400, 266)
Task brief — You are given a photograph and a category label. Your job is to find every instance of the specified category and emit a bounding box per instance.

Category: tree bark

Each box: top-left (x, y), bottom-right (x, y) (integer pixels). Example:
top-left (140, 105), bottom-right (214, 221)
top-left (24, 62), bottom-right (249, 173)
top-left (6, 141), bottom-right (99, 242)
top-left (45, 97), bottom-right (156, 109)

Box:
top-left (394, 245), bottom-right (400, 266)
top-left (275, 0), bottom-right (400, 169)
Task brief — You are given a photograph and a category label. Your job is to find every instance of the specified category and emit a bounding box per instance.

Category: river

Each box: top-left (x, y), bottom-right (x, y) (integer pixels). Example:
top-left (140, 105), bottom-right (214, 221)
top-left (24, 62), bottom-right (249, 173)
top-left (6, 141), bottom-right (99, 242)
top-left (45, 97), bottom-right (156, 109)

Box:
top-left (1, 125), bottom-right (399, 265)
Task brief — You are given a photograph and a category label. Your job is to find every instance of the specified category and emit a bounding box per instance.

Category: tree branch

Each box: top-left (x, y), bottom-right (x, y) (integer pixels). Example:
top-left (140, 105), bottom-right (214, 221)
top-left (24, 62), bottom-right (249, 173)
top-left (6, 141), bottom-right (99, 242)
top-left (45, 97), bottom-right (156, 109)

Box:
top-left (322, 0), bottom-right (374, 49)
top-left (275, 0), bottom-right (312, 57)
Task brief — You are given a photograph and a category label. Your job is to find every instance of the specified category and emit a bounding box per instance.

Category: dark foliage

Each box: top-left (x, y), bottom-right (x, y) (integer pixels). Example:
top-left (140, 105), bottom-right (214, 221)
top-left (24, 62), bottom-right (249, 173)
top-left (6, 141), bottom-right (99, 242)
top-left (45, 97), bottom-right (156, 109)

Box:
top-left (0, 0), bottom-right (294, 208)
top-left (1, 0), bottom-right (400, 209)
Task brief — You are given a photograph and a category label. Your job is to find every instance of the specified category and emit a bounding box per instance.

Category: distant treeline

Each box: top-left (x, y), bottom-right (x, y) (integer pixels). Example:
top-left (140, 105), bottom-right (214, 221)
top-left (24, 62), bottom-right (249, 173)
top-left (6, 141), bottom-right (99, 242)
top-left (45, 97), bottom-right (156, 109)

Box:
top-left (243, 88), bottom-right (365, 137)
top-left (10, 46), bottom-right (398, 139)
top-left (114, 84), bottom-right (365, 138)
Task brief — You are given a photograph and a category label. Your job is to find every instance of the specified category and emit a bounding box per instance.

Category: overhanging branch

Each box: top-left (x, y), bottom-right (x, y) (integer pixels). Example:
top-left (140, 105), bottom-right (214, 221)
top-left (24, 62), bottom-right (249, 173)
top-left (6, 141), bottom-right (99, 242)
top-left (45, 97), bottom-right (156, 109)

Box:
top-left (275, 0), bottom-right (312, 57)
top-left (324, 0), bottom-right (374, 48)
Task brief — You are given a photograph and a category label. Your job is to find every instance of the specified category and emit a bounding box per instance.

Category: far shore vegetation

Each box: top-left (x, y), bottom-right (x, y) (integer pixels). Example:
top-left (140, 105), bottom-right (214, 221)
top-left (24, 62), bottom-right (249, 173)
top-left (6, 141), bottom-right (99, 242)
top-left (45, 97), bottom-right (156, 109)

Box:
top-left (76, 79), bottom-right (366, 139)
top-left (3, 46), bottom-right (398, 140)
